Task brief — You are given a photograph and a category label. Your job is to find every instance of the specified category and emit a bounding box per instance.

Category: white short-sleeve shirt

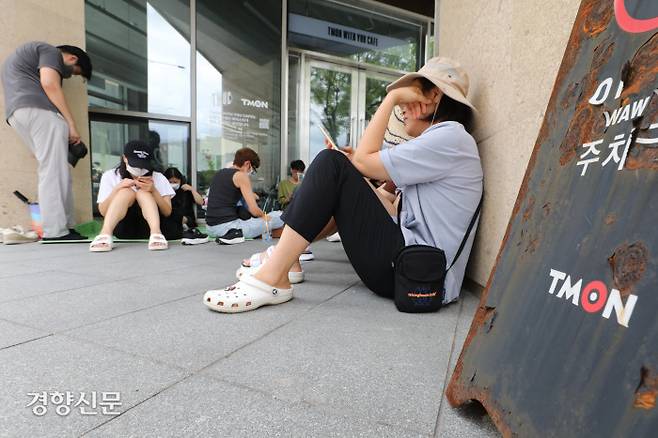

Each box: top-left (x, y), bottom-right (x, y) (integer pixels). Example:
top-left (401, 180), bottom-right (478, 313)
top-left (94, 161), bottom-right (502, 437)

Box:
top-left (97, 169), bottom-right (175, 204)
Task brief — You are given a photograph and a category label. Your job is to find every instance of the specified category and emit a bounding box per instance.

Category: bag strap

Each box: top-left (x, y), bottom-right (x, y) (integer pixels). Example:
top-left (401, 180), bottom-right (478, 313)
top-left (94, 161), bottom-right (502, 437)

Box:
top-left (447, 193), bottom-right (483, 271)
top-left (397, 189), bottom-right (484, 271)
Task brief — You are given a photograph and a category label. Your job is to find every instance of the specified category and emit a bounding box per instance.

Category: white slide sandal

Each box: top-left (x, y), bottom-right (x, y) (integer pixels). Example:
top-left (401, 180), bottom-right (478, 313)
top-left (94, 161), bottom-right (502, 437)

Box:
top-left (236, 264), bottom-right (304, 284)
top-left (299, 246), bottom-right (315, 262)
top-left (242, 245), bottom-right (276, 268)
top-left (89, 234), bottom-right (113, 252)
top-left (148, 233), bottom-right (168, 251)
top-left (203, 274), bottom-right (293, 313)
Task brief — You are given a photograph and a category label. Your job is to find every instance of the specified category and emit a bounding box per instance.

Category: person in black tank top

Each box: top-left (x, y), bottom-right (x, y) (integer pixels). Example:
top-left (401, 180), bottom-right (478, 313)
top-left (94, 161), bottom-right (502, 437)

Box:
top-left (206, 168), bottom-right (242, 226)
top-left (205, 147), bottom-right (286, 240)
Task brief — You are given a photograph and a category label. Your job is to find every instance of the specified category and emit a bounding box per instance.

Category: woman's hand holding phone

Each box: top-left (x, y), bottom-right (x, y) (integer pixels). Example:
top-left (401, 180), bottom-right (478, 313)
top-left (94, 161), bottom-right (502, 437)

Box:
top-left (135, 176), bottom-right (154, 192)
top-left (118, 178), bottom-right (136, 190)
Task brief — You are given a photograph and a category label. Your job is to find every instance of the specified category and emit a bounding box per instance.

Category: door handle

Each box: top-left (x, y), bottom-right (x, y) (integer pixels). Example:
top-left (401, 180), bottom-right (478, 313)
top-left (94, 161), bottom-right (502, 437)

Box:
top-left (351, 116), bottom-right (356, 145)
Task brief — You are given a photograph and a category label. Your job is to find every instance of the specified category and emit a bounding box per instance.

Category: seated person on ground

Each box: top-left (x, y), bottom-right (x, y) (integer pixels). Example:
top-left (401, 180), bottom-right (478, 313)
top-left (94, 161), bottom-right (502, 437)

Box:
top-left (89, 140), bottom-right (178, 252)
top-left (236, 98), bottom-right (419, 274)
top-left (205, 147), bottom-right (284, 241)
top-left (164, 167), bottom-right (204, 229)
top-left (278, 159), bottom-right (305, 209)
top-left (203, 57), bottom-right (483, 313)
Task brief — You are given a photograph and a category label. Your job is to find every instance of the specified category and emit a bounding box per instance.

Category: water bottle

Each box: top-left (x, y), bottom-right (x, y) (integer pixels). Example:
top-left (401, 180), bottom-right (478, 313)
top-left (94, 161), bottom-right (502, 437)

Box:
top-left (261, 217), bottom-right (272, 241)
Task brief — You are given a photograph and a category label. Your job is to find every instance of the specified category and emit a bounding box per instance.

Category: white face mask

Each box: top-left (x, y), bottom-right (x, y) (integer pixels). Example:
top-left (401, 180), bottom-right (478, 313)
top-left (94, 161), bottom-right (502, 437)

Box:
top-left (170, 183), bottom-right (180, 190)
top-left (248, 167), bottom-right (256, 176)
top-left (126, 163), bottom-right (149, 177)
top-left (298, 172), bottom-right (304, 181)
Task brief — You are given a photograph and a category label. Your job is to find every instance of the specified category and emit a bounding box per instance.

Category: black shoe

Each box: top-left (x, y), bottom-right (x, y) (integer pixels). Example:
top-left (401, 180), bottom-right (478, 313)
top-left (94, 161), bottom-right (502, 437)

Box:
top-left (216, 228), bottom-right (244, 245)
top-left (181, 228), bottom-right (209, 245)
top-left (68, 229), bottom-right (85, 239)
top-left (42, 232), bottom-right (87, 242)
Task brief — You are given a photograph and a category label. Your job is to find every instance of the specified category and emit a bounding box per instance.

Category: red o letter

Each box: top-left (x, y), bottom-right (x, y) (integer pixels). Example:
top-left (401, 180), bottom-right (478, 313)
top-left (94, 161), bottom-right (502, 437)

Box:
top-left (581, 280), bottom-right (608, 313)
top-left (614, 0), bottom-right (658, 33)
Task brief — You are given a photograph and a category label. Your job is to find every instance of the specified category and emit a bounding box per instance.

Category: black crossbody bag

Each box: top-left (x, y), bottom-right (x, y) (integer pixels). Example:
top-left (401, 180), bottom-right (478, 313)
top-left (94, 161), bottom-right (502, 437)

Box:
top-left (393, 193), bottom-right (482, 313)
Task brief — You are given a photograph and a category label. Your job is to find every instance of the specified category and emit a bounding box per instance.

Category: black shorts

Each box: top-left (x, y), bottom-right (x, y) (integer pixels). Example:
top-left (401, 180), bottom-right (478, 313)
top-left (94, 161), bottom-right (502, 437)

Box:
top-left (115, 204), bottom-right (183, 240)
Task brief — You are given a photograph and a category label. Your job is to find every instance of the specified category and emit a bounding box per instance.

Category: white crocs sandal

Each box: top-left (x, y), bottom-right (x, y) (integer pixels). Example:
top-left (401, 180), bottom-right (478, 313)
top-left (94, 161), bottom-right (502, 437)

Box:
top-left (148, 233), bottom-right (168, 251)
top-left (235, 264), bottom-right (304, 284)
top-left (299, 246), bottom-right (314, 262)
top-left (89, 234), bottom-right (113, 252)
top-left (242, 245), bottom-right (276, 268)
top-left (203, 274), bottom-right (293, 313)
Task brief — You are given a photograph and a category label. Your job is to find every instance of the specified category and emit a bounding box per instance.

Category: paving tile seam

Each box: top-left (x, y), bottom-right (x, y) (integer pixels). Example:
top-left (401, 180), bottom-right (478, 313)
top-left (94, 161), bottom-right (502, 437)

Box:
top-left (204, 374), bottom-right (317, 409)
top-left (194, 280), bottom-right (361, 373)
top-left (0, 289), bottom-right (205, 334)
top-left (3, 271), bottom-right (364, 435)
top-left (56, 291), bottom-right (205, 333)
top-left (373, 420), bottom-right (432, 437)
top-left (208, 373), bottom-right (432, 437)
top-left (79, 371), bottom-right (195, 437)
top-left (54, 261), bottom-right (225, 286)
top-left (60, 259), bottom-right (208, 276)
top-left (0, 275), bottom-right (135, 305)
top-left (0, 334), bottom-right (53, 352)
top-left (54, 280), bottom-right (360, 376)
top-left (0, 315), bottom-right (51, 332)
top-left (82, 370), bottom-right (432, 438)
top-left (432, 297), bottom-right (466, 438)
top-left (0, 269), bottom-right (62, 281)
top-left (55, 332), bottom-right (191, 374)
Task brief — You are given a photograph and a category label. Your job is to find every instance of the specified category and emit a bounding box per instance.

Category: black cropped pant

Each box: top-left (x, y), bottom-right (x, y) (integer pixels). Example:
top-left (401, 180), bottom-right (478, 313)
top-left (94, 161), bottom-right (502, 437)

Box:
top-left (282, 149), bottom-right (405, 297)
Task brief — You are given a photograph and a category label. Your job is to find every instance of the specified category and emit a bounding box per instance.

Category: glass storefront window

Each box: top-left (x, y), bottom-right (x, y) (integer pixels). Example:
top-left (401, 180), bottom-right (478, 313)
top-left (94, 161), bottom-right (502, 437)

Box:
top-left (89, 117), bottom-right (190, 215)
top-left (195, 0), bottom-right (282, 198)
top-left (85, 0), bottom-right (191, 116)
top-left (288, 0), bottom-right (422, 72)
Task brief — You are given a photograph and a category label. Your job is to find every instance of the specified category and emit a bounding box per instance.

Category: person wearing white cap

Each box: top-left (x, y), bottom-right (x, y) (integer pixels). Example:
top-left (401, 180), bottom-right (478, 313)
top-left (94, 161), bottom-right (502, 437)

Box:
top-left (203, 57), bottom-right (483, 313)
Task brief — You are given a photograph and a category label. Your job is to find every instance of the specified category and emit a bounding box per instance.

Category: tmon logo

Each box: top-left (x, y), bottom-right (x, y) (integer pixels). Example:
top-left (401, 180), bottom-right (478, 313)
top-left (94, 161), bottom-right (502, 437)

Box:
top-left (614, 0), bottom-right (658, 33)
top-left (547, 269), bottom-right (638, 328)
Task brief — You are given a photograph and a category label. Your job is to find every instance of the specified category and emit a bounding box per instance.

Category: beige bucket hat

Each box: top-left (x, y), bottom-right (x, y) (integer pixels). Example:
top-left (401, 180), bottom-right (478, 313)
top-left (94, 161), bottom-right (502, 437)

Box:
top-left (386, 57), bottom-right (476, 111)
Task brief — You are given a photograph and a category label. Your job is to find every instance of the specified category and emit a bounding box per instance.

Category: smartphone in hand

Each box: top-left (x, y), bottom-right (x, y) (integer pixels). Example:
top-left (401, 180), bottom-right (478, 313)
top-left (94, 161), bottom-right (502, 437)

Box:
top-left (319, 125), bottom-right (343, 151)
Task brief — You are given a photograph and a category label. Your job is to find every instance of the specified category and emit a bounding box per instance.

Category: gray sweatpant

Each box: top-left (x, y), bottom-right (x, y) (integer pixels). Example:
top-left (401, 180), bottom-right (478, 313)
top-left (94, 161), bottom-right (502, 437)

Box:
top-left (8, 107), bottom-right (74, 238)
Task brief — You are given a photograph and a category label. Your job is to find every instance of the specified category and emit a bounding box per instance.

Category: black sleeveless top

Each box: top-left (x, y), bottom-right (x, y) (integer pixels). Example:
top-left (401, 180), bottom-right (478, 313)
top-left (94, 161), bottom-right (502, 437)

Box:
top-left (206, 168), bottom-right (241, 226)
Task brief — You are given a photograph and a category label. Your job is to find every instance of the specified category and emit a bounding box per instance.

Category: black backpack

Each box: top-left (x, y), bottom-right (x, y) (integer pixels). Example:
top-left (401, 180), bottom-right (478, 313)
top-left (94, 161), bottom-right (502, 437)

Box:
top-left (393, 193), bottom-right (482, 313)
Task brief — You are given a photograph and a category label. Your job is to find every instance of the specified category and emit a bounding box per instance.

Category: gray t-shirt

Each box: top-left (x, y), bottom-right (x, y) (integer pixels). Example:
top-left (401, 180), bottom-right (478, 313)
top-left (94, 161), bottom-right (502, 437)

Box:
top-left (380, 121), bottom-right (483, 303)
top-left (1, 41), bottom-right (67, 120)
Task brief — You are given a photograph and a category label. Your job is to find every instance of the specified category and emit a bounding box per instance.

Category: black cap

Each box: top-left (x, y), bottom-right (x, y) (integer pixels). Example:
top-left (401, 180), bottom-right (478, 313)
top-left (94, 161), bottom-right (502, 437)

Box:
top-left (56, 45), bottom-right (93, 80)
top-left (123, 140), bottom-right (154, 171)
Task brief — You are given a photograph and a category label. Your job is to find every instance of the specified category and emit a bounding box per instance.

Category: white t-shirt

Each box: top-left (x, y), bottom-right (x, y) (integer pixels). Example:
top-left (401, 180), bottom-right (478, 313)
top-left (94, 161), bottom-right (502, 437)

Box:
top-left (97, 169), bottom-right (175, 204)
top-left (380, 121), bottom-right (483, 303)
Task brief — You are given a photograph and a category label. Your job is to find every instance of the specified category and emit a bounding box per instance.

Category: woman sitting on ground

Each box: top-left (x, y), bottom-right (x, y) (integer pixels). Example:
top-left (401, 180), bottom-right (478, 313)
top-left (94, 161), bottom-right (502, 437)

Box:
top-left (164, 167), bottom-right (204, 228)
top-left (278, 159), bottom-right (305, 210)
top-left (89, 140), bottom-right (177, 252)
top-left (203, 57), bottom-right (483, 313)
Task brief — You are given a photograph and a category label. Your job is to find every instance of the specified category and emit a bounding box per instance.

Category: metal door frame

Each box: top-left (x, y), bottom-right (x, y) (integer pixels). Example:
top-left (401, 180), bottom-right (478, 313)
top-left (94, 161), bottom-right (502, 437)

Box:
top-left (356, 69), bottom-right (400, 140)
top-left (298, 54), bottom-right (401, 164)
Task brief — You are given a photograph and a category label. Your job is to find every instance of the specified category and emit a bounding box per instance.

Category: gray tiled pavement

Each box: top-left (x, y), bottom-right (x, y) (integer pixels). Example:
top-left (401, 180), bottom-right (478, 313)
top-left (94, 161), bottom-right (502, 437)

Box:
top-left (0, 239), bottom-right (499, 437)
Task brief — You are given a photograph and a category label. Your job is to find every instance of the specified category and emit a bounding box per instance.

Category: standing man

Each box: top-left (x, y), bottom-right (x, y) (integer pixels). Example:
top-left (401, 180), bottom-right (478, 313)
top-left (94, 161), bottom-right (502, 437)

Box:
top-left (2, 42), bottom-right (92, 240)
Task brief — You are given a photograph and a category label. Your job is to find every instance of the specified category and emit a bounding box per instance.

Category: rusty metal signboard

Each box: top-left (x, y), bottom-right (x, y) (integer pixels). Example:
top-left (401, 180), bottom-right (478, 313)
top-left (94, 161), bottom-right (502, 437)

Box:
top-left (447, 0), bottom-right (658, 436)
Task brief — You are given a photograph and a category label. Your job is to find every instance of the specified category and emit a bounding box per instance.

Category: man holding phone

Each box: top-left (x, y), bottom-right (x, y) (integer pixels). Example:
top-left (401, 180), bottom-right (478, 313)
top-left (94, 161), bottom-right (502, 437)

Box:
top-left (2, 41), bottom-right (92, 240)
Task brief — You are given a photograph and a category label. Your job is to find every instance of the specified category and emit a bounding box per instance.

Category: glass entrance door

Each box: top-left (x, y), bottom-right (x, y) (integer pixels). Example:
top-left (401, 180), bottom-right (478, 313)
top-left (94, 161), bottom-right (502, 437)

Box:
top-left (300, 59), bottom-right (400, 164)
top-left (305, 61), bottom-right (357, 162)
